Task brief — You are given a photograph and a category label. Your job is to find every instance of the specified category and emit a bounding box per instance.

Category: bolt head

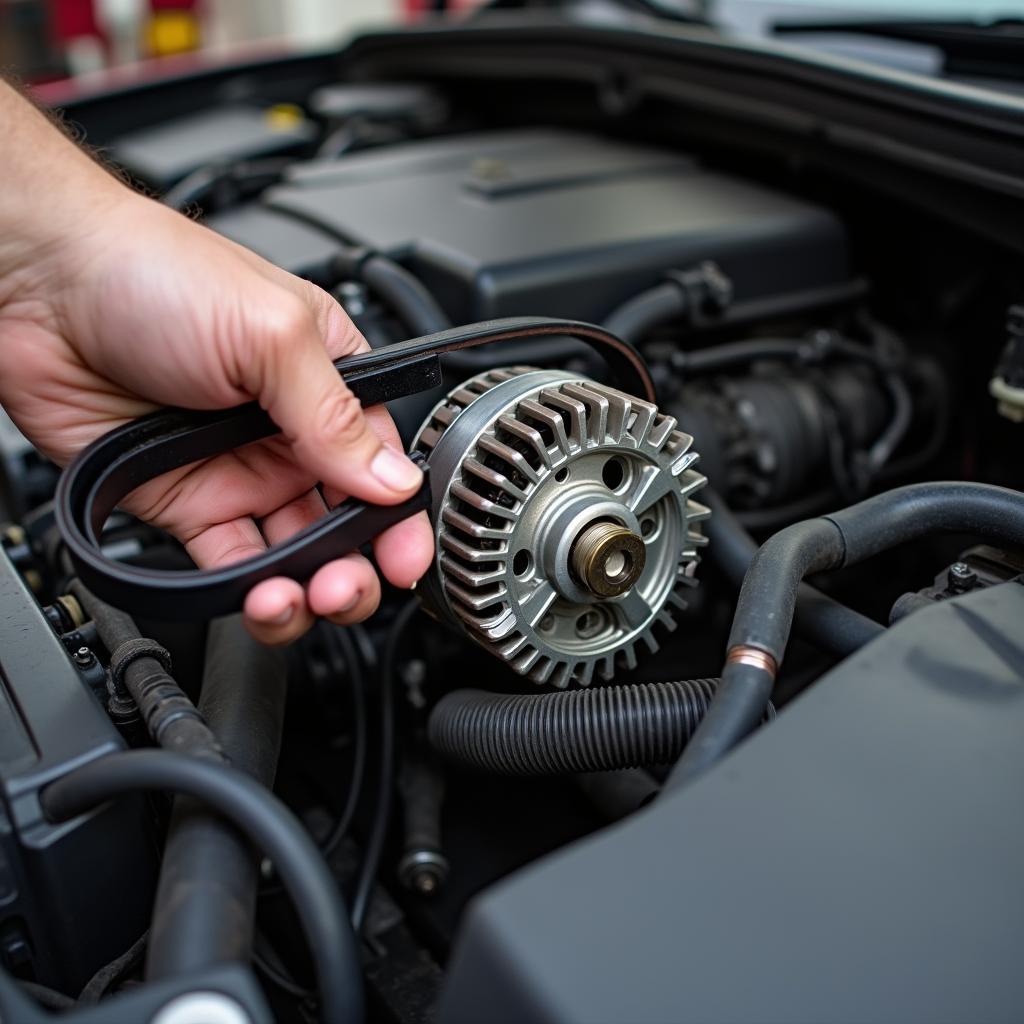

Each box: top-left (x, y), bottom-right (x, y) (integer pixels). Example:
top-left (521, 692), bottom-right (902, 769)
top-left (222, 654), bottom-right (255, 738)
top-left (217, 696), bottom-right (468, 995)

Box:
top-left (570, 522), bottom-right (646, 598)
top-left (948, 561), bottom-right (977, 593)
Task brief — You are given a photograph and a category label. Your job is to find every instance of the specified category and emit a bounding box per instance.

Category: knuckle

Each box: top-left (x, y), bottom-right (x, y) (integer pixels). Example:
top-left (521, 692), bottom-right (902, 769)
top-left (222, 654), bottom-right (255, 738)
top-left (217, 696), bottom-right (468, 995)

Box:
top-left (263, 296), bottom-right (315, 350)
top-left (313, 386), bottom-right (365, 447)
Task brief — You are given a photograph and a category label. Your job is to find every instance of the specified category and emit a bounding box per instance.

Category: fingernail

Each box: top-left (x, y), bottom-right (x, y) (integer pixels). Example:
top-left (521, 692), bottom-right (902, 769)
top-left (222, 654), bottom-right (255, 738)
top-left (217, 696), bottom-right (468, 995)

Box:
top-left (337, 592), bottom-right (360, 614)
top-left (371, 446), bottom-right (422, 493)
top-left (268, 604), bottom-right (294, 625)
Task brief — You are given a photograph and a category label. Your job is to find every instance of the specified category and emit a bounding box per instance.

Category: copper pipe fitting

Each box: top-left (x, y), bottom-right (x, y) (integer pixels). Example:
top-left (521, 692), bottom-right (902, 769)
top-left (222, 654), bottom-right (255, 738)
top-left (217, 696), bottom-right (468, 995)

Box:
top-left (725, 645), bottom-right (778, 679)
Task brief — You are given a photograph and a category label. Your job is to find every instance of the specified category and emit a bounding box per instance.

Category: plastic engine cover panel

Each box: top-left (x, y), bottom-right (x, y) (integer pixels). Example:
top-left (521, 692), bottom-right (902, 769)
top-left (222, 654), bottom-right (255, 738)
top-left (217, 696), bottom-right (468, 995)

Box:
top-left (440, 581), bottom-right (1024, 1023)
top-left (212, 129), bottom-right (851, 323)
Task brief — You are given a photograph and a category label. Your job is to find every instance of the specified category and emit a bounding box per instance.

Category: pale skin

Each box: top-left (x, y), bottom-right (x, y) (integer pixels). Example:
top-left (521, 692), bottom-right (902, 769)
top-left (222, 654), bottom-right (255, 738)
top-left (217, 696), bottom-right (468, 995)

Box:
top-left (0, 82), bottom-right (434, 644)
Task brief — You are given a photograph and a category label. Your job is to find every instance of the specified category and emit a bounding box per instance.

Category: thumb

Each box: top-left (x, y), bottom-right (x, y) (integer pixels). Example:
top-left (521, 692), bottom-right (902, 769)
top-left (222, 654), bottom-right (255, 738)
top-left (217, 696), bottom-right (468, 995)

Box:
top-left (250, 301), bottom-right (423, 503)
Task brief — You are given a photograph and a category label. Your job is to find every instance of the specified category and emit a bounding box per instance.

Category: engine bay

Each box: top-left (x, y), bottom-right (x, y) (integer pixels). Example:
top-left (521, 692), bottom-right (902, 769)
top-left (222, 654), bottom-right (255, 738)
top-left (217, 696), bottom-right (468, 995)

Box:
top-left (2, 21), bottom-right (1023, 1024)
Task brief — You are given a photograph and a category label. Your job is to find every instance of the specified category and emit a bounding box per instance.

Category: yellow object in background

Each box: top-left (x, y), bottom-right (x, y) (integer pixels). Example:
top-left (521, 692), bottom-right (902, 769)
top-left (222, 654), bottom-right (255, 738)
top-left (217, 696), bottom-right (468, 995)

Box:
top-left (145, 11), bottom-right (201, 57)
top-left (265, 104), bottom-right (307, 131)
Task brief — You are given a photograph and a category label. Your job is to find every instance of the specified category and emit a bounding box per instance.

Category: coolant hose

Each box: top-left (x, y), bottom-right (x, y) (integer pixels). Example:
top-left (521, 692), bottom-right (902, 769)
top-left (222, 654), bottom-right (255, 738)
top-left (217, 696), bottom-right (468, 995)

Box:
top-left (355, 253), bottom-right (451, 336)
top-left (667, 481), bottom-right (1024, 792)
top-left (603, 281), bottom-right (688, 347)
top-left (352, 252), bottom-right (598, 371)
top-left (702, 488), bottom-right (883, 657)
top-left (428, 679), bottom-right (772, 775)
top-left (147, 617), bottom-right (287, 979)
top-left (41, 750), bottom-right (363, 1024)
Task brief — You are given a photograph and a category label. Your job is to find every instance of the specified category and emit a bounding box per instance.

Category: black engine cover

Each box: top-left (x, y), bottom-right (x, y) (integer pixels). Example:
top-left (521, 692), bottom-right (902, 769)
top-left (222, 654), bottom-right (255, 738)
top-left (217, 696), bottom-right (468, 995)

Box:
top-left (441, 581), bottom-right (1024, 1023)
top-left (210, 129), bottom-right (851, 323)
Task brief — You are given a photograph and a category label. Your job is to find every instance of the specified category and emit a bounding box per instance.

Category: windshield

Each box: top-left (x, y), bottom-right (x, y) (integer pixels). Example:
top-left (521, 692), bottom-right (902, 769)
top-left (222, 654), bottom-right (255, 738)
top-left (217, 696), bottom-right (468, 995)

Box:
top-left (708, 1), bottom-right (1024, 87)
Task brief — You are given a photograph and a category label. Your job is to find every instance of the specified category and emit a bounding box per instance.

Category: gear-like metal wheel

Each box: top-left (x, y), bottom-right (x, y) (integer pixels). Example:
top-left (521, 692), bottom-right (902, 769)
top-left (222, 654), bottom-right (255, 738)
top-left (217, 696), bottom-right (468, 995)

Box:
top-left (413, 367), bottom-right (709, 688)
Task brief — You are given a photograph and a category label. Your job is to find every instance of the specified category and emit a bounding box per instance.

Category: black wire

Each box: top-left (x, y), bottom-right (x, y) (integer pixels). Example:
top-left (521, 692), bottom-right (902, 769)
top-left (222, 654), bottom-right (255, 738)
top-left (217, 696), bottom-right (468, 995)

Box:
top-left (349, 600), bottom-right (419, 934)
top-left (321, 627), bottom-right (369, 859)
top-left (41, 750), bottom-right (363, 1024)
top-left (252, 931), bottom-right (314, 1001)
top-left (253, 623), bottom-right (373, 1003)
top-left (350, 621), bottom-right (379, 672)
top-left (18, 980), bottom-right (74, 1011)
top-left (78, 929), bottom-right (148, 1003)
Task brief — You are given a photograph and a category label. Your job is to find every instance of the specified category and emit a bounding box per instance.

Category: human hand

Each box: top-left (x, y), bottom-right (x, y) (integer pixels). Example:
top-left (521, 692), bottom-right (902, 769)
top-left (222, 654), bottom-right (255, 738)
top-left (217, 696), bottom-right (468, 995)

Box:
top-left (0, 160), bottom-right (433, 644)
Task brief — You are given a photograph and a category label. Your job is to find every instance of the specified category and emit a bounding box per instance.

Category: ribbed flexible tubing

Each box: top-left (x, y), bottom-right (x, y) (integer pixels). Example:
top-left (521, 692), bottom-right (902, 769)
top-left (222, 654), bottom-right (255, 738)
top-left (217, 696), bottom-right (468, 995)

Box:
top-left (429, 679), bottom-right (772, 776)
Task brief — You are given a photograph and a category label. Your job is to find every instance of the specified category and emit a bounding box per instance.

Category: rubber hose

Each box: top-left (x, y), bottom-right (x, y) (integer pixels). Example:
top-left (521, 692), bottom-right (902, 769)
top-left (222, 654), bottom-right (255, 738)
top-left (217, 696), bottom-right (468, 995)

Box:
top-left (666, 480), bottom-right (1024, 793)
top-left (574, 768), bottom-right (660, 821)
top-left (680, 337), bottom-right (807, 374)
top-left (41, 750), bottom-right (363, 1024)
top-left (69, 580), bottom-right (221, 756)
top-left (702, 488), bottom-right (883, 657)
top-left (603, 281), bottom-right (688, 347)
top-left (359, 254), bottom-right (451, 336)
top-left (667, 661), bottom-right (775, 790)
top-left (357, 254), bottom-right (598, 372)
top-left (428, 679), bottom-right (771, 775)
top-left (147, 617), bottom-right (287, 979)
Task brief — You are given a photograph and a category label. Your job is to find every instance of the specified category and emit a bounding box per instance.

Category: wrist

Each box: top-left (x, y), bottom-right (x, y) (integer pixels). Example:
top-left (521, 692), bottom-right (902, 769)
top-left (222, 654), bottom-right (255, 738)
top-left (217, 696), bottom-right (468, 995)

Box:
top-left (0, 82), bottom-right (130, 310)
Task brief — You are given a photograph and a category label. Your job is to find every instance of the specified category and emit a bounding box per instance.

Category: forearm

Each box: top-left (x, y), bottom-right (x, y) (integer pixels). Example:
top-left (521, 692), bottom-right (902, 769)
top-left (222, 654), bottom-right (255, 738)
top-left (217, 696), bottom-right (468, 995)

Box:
top-left (0, 82), bottom-right (128, 304)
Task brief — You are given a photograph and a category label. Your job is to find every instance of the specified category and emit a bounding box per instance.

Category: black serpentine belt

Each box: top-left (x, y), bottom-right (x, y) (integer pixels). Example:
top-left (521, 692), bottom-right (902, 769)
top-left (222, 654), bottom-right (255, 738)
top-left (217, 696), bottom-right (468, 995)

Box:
top-left (56, 316), bottom-right (655, 620)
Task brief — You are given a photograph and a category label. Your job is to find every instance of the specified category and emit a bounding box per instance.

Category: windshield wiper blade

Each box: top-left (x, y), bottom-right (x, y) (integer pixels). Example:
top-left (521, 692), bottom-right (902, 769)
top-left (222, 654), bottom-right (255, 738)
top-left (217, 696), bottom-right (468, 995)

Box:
top-left (773, 18), bottom-right (1024, 81)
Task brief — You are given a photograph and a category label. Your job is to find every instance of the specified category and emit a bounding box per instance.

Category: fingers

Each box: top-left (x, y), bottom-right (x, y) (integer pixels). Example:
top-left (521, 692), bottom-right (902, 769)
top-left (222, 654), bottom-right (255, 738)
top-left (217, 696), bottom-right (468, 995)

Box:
top-left (246, 488), bottom-right (382, 642)
top-left (243, 297), bottom-right (423, 507)
top-left (307, 553), bottom-right (381, 625)
top-left (183, 516), bottom-right (266, 575)
top-left (244, 577), bottom-right (314, 646)
top-left (372, 511), bottom-right (434, 589)
top-left (244, 552), bottom-right (380, 643)
top-left (322, 399), bottom-right (434, 590)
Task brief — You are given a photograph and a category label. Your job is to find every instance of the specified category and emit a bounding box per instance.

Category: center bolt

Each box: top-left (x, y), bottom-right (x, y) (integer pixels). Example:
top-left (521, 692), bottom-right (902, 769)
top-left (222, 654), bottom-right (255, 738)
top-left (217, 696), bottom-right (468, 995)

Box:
top-left (571, 521), bottom-right (646, 598)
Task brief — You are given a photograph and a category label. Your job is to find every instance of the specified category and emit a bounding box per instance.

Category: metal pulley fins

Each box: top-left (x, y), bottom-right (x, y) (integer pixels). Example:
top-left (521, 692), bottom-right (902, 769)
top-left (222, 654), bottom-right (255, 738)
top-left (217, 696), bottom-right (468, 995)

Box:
top-left (413, 367), bottom-right (709, 688)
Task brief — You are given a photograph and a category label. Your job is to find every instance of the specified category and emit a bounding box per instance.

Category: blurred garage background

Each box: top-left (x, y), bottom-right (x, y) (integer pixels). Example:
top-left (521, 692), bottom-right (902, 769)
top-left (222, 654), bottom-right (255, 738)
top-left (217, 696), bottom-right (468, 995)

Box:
top-left (2, 0), bottom-right (1020, 88)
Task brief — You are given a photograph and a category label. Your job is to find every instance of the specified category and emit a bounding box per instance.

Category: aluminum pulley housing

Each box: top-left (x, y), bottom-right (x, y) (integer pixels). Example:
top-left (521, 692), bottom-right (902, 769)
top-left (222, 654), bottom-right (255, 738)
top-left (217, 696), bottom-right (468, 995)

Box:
top-left (413, 367), bottom-right (709, 687)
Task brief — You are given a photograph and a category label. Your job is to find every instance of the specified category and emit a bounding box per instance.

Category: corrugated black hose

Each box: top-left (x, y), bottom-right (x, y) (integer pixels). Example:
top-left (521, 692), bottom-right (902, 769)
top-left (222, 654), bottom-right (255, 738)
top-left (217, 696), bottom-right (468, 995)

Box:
top-left (428, 679), bottom-right (772, 776)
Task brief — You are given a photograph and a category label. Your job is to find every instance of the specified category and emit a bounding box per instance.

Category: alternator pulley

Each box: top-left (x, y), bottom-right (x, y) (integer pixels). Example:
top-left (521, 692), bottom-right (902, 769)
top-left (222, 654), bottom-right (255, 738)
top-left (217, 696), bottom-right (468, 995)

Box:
top-left (413, 367), bottom-right (708, 687)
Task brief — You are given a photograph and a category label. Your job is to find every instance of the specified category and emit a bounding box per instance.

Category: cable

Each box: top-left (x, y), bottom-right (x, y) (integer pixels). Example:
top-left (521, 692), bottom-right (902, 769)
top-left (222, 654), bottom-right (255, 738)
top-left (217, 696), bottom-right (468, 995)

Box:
top-left (18, 980), bottom-right (75, 1011)
top-left (321, 626), bottom-right (369, 859)
top-left (40, 750), bottom-right (363, 1024)
top-left (348, 600), bottom-right (418, 934)
top-left (79, 930), bottom-right (148, 1003)
top-left (252, 931), bottom-right (313, 1001)
top-left (867, 370), bottom-right (912, 472)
